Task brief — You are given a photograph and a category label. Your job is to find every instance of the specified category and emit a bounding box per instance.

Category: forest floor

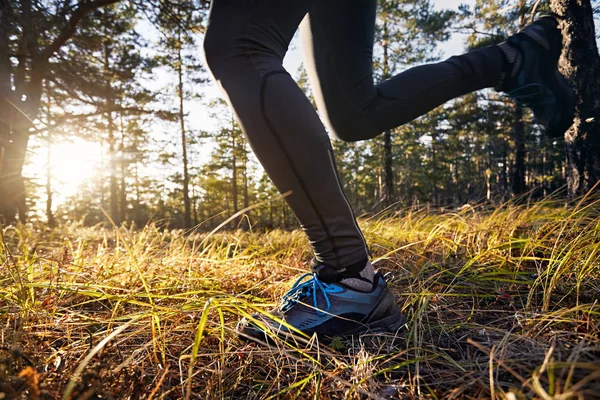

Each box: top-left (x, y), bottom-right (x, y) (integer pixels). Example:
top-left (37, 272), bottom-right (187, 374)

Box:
top-left (1, 198), bottom-right (599, 399)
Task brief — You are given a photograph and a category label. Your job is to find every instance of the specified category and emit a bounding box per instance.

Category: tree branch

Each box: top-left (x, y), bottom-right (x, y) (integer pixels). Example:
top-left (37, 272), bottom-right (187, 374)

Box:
top-left (28, 105), bottom-right (154, 135)
top-left (40, 0), bottom-right (122, 62)
top-left (529, 0), bottom-right (545, 23)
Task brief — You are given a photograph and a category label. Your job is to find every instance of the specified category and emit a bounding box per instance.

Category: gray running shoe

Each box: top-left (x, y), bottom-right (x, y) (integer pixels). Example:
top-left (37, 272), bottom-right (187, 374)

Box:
top-left (237, 271), bottom-right (406, 344)
top-left (496, 16), bottom-right (574, 138)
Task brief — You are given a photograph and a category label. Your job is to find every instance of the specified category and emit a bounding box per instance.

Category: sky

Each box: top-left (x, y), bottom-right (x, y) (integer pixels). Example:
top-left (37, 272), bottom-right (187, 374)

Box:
top-left (281, 0), bottom-right (473, 75)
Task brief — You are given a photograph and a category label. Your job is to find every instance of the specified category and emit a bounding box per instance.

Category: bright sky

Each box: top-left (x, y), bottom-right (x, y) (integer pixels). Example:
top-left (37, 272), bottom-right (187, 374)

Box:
top-left (24, 0), bottom-right (482, 216)
top-left (280, 0), bottom-right (472, 74)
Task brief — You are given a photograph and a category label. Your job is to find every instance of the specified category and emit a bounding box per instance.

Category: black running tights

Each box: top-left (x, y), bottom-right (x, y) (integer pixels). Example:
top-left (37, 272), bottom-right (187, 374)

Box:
top-left (203, 0), bottom-right (506, 270)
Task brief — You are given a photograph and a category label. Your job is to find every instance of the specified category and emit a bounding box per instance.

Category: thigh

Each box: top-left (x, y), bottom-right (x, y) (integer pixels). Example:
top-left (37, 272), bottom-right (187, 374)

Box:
top-left (206, 0), bottom-right (313, 71)
top-left (300, 0), bottom-right (378, 116)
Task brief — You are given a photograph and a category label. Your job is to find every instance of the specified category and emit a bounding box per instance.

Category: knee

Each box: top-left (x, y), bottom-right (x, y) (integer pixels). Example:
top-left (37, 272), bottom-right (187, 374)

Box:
top-left (333, 129), bottom-right (365, 143)
top-left (326, 115), bottom-right (373, 142)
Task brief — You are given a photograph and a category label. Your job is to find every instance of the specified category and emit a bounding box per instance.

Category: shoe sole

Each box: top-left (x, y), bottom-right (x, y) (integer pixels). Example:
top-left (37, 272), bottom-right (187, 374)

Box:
top-left (342, 304), bottom-right (407, 336)
top-left (237, 306), bottom-right (407, 346)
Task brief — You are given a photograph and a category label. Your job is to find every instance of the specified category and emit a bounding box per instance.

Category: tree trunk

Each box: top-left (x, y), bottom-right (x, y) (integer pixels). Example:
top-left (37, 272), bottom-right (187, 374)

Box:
top-left (0, 125), bottom-right (29, 224)
top-left (119, 142), bottom-right (126, 224)
top-left (511, 105), bottom-right (526, 196)
top-left (242, 151), bottom-right (249, 210)
top-left (0, 2), bottom-right (12, 212)
top-left (383, 131), bottom-right (394, 204)
top-left (430, 130), bottom-right (438, 204)
top-left (177, 24), bottom-right (192, 229)
top-left (550, 0), bottom-right (600, 197)
top-left (0, 2), bottom-right (11, 101)
top-left (192, 187), bottom-right (198, 226)
top-left (104, 42), bottom-right (119, 226)
top-left (231, 118), bottom-right (239, 216)
top-left (46, 132), bottom-right (54, 228)
top-left (0, 1), bottom-right (31, 223)
top-left (45, 85), bottom-right (54, 228)
top-left (500, 136), bottom-right (510, 200)
top-left (542, 145), bottom-right (548, 197)
top-left (381, 20), bottom-right (394, 205)
top-left (107, 111), bottom-right (119, 225)
top-left (510, 1), bottom-right (528, 199)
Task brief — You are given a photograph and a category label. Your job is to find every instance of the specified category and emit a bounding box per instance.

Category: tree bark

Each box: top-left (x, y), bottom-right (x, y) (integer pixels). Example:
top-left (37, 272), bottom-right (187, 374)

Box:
top-left (103, 41), bottom-right (120, 226)
top-left (107, 111), bottom-right (119, 225)
top-left (177, 15), bottom-right (192, 230)
top-left (381, 20), bottom-right (394, 205)
top-left (0, 125), bottom-right (29, 223)
top-left (46, 132), bottom-right (54, 228)
top-left (45, 85), bottom-right (54, 227)
top-left (242, 149), bottom-right (249, 210)
top-left (0, 3), bottom-right (11, 191)
top-left (231, 126), bottom-right (238, 215)
top-left (119, 142), bottom-right (127, 224)
top-left (383, 130), bottom-right (394, 204)
top-left (511, 105), bottom-right (527, 196)
top-left (0, 0), bottom-right (32, 223)
top-left (511, 2), bottom-right (528, 198)
top-left (550, 0), bottom-right (600, 197)
top-left (0, 2), bottom-right (11, 99)
top-left (430, 130), bottom-right (438, 204)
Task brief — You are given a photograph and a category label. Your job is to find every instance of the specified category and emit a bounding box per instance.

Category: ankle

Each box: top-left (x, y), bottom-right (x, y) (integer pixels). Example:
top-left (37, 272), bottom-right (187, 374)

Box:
top-left (311, 257), bottom-right (376, 285)
top-left (339, 260), bottom-right (375, 292)
top-left (356, 260), bottom-right (375, 281)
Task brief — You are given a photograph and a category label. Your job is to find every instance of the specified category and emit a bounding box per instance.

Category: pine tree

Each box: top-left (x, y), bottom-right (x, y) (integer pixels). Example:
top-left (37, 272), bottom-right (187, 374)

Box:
top-left (201, 100), bottom-right (252, 228)
top-left (457, 0), bottom-right (563, 200)
top-left (153, 0), bottom-right (208, 229)
top-left (80, 4), bottom-right (152, 225)
top-left (374, 0), bottom-right (454, 205)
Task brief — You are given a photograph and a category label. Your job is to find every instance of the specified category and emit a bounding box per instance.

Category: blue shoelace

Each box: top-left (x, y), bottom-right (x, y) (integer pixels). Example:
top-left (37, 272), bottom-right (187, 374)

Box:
top-left (281, 273), bottom-right (335, 316)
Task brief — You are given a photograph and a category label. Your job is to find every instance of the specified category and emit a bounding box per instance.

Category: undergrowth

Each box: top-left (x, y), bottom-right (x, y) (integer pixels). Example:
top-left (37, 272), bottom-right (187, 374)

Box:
top-left (0, 198), bottom-right (599, 399)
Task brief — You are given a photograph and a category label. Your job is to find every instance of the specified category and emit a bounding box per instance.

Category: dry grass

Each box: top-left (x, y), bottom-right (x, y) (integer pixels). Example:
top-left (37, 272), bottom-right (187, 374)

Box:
top-left (1, 198), bottom-right (599, 399)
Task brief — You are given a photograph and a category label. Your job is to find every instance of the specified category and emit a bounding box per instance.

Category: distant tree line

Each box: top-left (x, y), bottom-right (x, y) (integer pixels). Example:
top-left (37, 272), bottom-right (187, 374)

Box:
top-left (0, 0), bottom-right (598, 230)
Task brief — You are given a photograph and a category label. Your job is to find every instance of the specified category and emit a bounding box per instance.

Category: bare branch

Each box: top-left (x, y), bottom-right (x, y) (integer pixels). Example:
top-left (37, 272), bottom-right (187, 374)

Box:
top-left (27, 105), bottom-right (154, 135)
top-left (530, 0), bottom-right (545, 23)
top-left (39, 0), bottom-right (121, 62)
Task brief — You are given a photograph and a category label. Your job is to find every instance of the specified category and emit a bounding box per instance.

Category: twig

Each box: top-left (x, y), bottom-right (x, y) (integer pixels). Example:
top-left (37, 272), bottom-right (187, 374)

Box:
top-left (530, 0), bottom-right (545, 23)
top-left (148, 365), bottom-right (170, 400)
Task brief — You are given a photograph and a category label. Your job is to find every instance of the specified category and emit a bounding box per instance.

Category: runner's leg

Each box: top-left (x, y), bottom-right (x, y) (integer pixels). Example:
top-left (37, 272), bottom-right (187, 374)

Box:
top-left (300, 0), bottom-right (506, 142)
top-left (203, 0), bottom-right (370, 273)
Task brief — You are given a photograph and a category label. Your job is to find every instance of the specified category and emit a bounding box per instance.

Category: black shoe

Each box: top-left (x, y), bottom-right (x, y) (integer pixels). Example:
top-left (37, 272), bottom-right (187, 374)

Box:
top-left (237, 271), bottom-right (406, 344)
top-left (496, 16), bottom-right (574, 138)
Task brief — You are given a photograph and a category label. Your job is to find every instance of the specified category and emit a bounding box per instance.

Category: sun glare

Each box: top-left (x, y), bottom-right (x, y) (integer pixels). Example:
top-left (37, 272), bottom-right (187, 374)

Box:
top-left (26, 137), bottom-right (104, 210)
top-left (51, 140), bottom-right (102, 195)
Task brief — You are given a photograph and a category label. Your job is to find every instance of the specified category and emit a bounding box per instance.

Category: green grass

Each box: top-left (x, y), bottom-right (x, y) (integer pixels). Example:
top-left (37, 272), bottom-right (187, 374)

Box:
top-left (1, 198), bottom-right (599, 399)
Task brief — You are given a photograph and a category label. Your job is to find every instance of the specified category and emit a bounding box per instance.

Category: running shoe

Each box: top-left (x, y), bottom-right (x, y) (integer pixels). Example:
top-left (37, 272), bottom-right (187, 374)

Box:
top-left (237, 270), bottom-right (406, 344)
top-left (496, 16), bottom-right (574, 138)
